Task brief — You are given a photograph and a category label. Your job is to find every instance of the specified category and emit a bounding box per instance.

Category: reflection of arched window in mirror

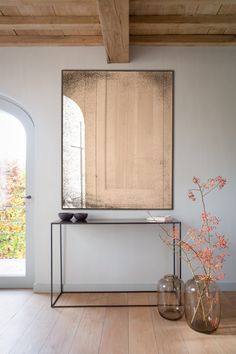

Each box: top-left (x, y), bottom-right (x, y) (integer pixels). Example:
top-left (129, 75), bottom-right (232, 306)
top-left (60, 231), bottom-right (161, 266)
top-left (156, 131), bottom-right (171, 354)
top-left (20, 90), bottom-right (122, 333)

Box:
top-left (63, 96), bottom-right (85, 208)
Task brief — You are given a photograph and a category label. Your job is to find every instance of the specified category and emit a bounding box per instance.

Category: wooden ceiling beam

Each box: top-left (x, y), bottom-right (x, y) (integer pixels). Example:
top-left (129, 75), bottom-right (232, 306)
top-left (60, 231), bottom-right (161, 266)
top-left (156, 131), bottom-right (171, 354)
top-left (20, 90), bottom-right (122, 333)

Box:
top-left (0, 35), bottom-right (103, 45)
top-left (0, 34), bottom-right (235, 46)
top-left (0, 0), bottom-right (85, 4)
top-left (131, 34), bottom-right (236, 45)
top-left (130, 15), bottom-right (236, 25)
top-left (96, 0), bottom-right (129, 63)
top-left (0, 16), bottom-right (100, 30)
top-left (1, 0), bottom-right (236, 4)
top-left (0, 14), bottom-right (235, 31)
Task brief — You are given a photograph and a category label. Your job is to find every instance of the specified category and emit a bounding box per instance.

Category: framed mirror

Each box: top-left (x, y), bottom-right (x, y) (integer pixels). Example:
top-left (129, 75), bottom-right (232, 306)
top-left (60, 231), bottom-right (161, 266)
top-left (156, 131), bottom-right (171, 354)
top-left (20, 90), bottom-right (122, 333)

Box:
top-left (62, 70), bottom-right (173, 209)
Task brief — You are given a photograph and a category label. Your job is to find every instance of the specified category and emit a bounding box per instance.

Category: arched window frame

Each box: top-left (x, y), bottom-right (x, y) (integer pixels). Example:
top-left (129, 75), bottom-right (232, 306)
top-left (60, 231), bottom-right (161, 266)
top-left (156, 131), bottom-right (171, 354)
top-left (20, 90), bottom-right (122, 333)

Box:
top-left (0, 94), bottom-right (34, 288)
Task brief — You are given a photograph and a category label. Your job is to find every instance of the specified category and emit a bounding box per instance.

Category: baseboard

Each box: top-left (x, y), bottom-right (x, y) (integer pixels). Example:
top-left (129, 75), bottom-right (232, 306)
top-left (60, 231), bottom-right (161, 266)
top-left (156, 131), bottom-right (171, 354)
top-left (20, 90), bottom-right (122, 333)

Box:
top-left (33, 282), bottom-right (236, 293)
top-left (33, 283), bottom-right (157, 293)
top-left (218, 282), bottom-right (236, 291)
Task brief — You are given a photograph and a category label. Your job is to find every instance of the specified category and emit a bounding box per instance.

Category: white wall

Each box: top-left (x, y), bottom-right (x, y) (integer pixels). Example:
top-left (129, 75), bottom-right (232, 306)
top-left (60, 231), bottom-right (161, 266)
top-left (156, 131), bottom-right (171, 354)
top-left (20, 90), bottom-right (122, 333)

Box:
top-left (0, 46), bottom-right (235, 291)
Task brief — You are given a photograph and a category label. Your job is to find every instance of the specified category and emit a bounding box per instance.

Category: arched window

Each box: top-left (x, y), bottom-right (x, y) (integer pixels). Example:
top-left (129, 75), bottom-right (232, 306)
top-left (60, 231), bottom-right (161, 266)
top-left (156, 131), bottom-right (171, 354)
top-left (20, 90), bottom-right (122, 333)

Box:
top-left (0, 111), bottom-right (26, 275)
top-left (63, 96), bottom-right (85, 208)
top-left (0, 95), bottom-right (34, 287)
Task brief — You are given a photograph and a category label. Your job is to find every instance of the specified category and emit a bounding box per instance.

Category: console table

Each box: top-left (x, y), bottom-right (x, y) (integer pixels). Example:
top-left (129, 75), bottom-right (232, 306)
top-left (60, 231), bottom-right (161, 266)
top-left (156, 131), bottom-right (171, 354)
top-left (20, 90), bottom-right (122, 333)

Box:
top-left (50, 218), bottom-right (182, 308)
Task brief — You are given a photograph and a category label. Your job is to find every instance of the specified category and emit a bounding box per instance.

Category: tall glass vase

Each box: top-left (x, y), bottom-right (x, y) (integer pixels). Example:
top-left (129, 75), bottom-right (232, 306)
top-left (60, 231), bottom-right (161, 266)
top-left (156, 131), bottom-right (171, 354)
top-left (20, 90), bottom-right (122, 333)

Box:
top-left (185, 276), bottom-right (221, 333)
top-left (158, 275), bottom-right (184, 320)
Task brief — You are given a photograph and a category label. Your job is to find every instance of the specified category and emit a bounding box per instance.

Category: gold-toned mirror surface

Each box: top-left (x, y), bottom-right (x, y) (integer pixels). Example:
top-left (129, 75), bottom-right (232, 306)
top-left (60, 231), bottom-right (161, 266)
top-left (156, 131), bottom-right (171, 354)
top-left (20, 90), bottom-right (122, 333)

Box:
top-left (62, 70), bottom-right (173, 209)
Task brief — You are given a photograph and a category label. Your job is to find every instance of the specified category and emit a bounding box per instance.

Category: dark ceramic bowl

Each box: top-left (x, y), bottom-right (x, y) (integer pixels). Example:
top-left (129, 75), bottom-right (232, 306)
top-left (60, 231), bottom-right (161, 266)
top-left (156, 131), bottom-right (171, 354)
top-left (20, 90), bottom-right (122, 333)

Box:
top-left (74, 213), bottom-right (88, 222)
top-left (58, 213), bottom-right (74, 221)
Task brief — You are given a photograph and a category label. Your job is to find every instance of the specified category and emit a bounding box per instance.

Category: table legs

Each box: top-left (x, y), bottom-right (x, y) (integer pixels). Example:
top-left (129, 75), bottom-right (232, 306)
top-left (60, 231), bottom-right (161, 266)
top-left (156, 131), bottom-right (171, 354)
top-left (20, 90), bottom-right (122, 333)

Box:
top-left (51, 222), bottom-right (182, 308)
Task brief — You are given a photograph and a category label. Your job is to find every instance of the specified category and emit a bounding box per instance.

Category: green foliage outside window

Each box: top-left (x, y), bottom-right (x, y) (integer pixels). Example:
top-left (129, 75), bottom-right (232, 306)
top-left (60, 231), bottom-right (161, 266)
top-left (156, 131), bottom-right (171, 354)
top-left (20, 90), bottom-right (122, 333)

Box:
top-left (0, 161), bottom-right (26, 259)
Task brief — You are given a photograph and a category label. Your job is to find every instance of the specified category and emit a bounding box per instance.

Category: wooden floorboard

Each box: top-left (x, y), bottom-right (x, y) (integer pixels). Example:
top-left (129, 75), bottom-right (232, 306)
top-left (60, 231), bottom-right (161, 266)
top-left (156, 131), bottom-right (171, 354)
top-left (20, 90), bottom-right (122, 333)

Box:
top-left (129, 307), bottom-right (158, 354)
top-left (39, 294), bottom-right (84, 354)
top-left (99, 307), bottom-right (129, 354)
top-left (69, 307), bottom-right (106, 354)
top-left (0, 290), bottom-right (235, 353)
top-left (0, 289), bottom-right (33, 331)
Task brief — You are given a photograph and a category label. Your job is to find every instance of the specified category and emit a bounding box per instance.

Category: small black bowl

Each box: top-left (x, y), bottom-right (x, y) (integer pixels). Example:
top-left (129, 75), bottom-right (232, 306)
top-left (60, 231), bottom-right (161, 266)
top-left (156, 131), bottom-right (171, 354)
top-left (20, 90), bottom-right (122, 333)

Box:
top-left (74, 213), bottom-right (88, 222)
top-left (58, 213), bottom-right (74, 221)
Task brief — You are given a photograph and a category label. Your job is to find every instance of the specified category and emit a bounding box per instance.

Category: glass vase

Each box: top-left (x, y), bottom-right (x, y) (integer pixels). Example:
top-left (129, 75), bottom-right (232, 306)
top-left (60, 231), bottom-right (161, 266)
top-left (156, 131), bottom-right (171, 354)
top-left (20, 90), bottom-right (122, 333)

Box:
top-left (185, 276), bottom-right (221, 333)
top-left (158, 274), bottom-right (184, 320)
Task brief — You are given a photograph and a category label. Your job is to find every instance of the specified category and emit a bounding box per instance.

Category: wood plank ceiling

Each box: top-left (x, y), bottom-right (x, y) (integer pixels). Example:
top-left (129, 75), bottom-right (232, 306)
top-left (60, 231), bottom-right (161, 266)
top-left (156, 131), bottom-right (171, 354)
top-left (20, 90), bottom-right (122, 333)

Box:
top-left (0, 0), bottom-right (236, 62)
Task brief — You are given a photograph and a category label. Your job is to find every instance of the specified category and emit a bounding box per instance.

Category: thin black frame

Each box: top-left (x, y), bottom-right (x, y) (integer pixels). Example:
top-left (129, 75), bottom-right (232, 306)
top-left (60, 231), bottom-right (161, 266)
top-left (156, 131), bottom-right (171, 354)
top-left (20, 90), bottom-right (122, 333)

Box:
top-left (61, 70), bottom-right (174, 210)
top-left (51, 219), bottom-right (182, 307)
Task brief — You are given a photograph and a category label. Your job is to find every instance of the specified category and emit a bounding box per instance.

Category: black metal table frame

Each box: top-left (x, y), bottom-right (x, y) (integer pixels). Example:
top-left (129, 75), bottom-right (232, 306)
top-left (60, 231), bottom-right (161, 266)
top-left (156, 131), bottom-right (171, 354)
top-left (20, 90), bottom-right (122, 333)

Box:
top-left (51, 219), bottom-right (182, 308)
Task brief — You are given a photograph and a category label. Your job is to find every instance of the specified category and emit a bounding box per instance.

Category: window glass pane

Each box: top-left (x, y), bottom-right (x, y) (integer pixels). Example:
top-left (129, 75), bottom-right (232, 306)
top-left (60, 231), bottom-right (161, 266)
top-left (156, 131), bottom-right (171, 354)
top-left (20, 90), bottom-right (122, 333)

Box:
top-left (0, 111), bottom-right (26, 276)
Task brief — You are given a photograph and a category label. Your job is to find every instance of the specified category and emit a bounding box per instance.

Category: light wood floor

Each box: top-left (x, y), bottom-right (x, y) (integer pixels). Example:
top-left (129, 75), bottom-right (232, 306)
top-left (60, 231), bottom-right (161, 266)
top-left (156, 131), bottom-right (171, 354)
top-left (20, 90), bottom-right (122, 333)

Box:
top-left (0, 290), bottom-right (235, 354)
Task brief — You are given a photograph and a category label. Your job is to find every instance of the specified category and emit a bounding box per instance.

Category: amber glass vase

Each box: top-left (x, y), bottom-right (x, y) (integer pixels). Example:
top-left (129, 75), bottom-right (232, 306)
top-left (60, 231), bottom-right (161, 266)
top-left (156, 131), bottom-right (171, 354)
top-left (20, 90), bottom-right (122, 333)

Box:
top-left (185, 276), bottom-right (221, 333)
top-left (158, 275), bottom-right (184, 320)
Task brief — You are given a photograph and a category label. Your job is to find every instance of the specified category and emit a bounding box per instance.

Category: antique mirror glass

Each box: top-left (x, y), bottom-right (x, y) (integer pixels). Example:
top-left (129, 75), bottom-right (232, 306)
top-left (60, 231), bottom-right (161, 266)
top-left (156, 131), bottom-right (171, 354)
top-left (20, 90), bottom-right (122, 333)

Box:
top-left (62, 70), bottom-right (173, 209)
